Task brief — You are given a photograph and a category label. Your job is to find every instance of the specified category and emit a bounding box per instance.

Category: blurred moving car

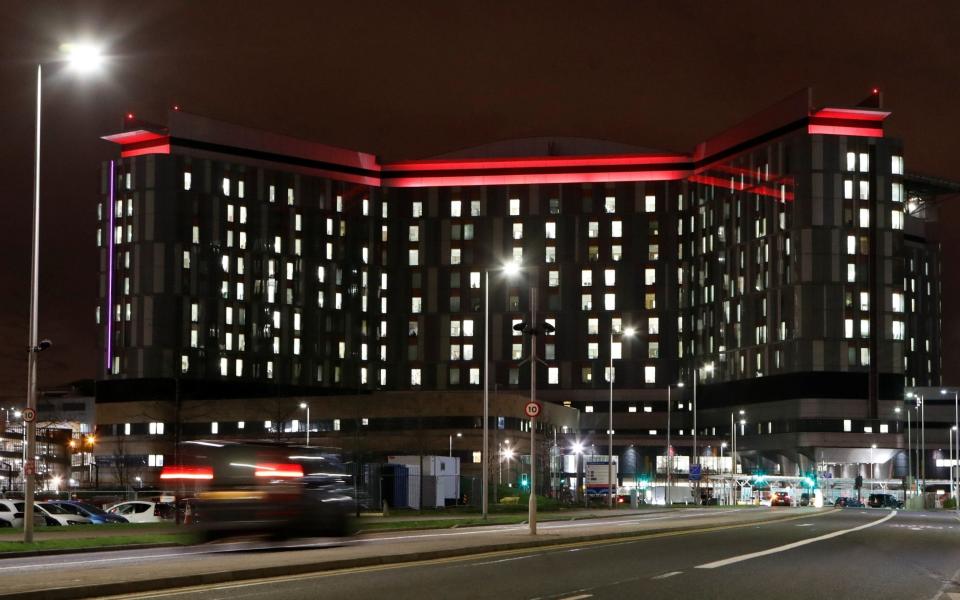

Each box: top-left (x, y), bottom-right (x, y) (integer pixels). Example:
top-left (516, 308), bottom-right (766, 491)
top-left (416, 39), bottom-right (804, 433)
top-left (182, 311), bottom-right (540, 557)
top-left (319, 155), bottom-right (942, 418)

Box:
top-left (47, 501), bottom-right (129, 524)
top-left (867, 493), bottom-right (904, 509)
top-left (799, 493), bottom-right (811, 507)
top-left (105, 500), bottom-right (175, 523)
top-left (0, 500), bottom-right (46, 528)
top-left (834, 497), bottom-right (865, 508)
top-left (162, 440), bottom-right (353, 540)
top-left (36, 502), bottom-right (92, 526)
top-left (770, 491), bottom-right (792, 506)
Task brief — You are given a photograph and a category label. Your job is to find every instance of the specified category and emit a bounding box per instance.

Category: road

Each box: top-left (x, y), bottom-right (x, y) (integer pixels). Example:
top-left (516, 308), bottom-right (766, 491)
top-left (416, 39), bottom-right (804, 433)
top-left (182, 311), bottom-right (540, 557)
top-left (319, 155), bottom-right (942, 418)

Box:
top-left (86, 510), bottom-right (960, 600)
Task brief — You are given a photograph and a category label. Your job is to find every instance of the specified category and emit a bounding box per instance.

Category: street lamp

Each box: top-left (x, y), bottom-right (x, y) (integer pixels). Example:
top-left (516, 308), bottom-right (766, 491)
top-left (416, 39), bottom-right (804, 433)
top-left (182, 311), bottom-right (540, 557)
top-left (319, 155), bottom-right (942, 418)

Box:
top-left (299, 402), bottom-right (310, 446)
top-left (870, 443), bottom-right (877, 489)
top-left (449, 432), bottom-right (462, 457)
top-left (483, 259), bottom-right (522, 519)
top-left (608, 326), bottom-right (635, 508)
top-left (23, 41), bottom-right (106, 544)
top-left (941, 389), bottom-right (959, 515)
top-left (665, 381), bottom-right (683, 506)
top-left (692, 362), bottom-right (714, 504)
top-left (730, 410), bottom-right (745, 505)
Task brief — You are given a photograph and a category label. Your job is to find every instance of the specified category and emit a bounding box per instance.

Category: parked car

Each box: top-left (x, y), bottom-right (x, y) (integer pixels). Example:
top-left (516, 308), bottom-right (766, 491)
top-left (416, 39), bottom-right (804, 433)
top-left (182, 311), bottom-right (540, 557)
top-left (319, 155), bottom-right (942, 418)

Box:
top-left (46, 501), bottom-right (128, 524)
top-left (867, 493), bottom-right (904, 509)
top-left (105, 500), bottom-right (175, 523)
top-left (770, 491), bottom-right (792, 506)
top-left (0, 500), bottom-right (45, 528)
top-left (36, 502), bottom-right (92, 526)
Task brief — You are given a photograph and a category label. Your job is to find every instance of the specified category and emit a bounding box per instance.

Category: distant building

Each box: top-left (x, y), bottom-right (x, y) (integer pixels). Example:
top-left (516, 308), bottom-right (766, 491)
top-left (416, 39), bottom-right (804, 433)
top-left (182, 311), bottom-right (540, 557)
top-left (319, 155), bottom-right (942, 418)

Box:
top-left (94, 88), bottom-right (944, 490)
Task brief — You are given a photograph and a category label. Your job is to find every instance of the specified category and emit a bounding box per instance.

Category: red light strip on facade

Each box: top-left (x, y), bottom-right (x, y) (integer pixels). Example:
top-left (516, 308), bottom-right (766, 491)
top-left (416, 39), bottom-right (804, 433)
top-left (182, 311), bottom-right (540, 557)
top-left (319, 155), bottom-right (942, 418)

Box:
top-left (384, 153), bottom-right (690, 172)
top-left (384, 169), bottom-right (691, 187)
top-left (121, 143), bottom-right (171, 158)
top-left (160, 466), bottom-right (214, 480)
top-left (807, 124), bottom-right (884, 138)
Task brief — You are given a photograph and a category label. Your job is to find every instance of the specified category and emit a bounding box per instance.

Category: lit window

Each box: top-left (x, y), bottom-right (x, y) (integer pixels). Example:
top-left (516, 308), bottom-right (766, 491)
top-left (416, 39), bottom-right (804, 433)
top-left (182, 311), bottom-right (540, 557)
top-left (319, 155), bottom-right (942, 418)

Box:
top-left (451, 248), bottom-right (461, 265)
top-left (891, 182), bottom-right (904, 203)
top-left (645, 268), bottom-right (656, 285)
top-left (587, 343), bottom-right (599, 359)
top-left (844, 180), bottom-right (853, 200)
top-left (411, 368), bottom-right (422, 386)
top-left (588, 318), bottom-right (599, 335)
top-left (408, 225), bottom-right (419, 241)
top-left (604, 196), bottom-right (616, 213)
top-left (611, 342), bottom-right (622, 360)
top-left (148, 422), bottom-right (164, 435)
top-left (847, 263), bottom-right (856, 283)
top-left (509, 198), bottom-right (520, 216)
top-left (211, 422), bottom-right (219, 434)
top-left (512, 223), bottom-right (523, 240)
top-left (644, 366), bottom-right (656, 384)
top-left (222, 177), bottom-right (230, 196)
top-left (588, 222), bottom-right (599, 238)
top-left (847, 235), bottom-right (856, 255)
top-left (645, 195), bottom-right (656, 213)
top-left (581, 270), bottom-right (593, 287)
top-left (892, 292), bottom-right (904, 312)
top-left (548, 271), bottom-right (560, 287)
top-left (611, 221), bottom-right (622, 238)
top-left (859, 152), bottom-right (869, 172)
top-left (412, 202), bottom-right (423, 218)
top-left (629, 405), bottom-right (637, 413)
top-left (451, 200), bottom-right (461, 217)
top-left (892, 155), bottom-right (904, 175)
top-left (585, 405), bottom-right (594, 413)
top-left (183, 172), bottom-right (192, 190)
top-left (604, 293), bottom-right (616, 310)
top-left (648, 317), bottom-right (660, 335)
top-left (844, 319), bottom-right (854, 339)
top-left (219, 358), bottom-right (228, 376)
top-left (859, 208), bottom-right (870, 228)
top-left (846, 152), bottom-right (856, 171)
top-left (409, 250), bottom-right (419, 266)
top-left (891, 210), bottom-right (903, 230)
top-left (859, 181), bottom-right (870, 200)
top-left (545, 222), bottom-right (556, 239)
top-left (604, 269), bottom-right (615, 286)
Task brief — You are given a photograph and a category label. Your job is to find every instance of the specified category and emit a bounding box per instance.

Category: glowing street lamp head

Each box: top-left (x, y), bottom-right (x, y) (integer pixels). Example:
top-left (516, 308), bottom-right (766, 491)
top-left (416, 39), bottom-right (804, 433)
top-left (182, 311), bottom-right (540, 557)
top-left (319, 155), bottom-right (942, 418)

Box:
top-left (572, 441), bottom-right (584, 455)
top-left (623, 327), bottom-right (636, 337)
top-left (299, 402), bottom-right (308, 409)
top-left (705, 362), bottom-right (715, 373)
top-left (676, 381), bottom-right (684, 388)
top-left (502, 260), bottom-right (521, 276)
top-left (60, 42), bottom-right (105, 73)
top-left (503, 448), bottom-right (515, 460)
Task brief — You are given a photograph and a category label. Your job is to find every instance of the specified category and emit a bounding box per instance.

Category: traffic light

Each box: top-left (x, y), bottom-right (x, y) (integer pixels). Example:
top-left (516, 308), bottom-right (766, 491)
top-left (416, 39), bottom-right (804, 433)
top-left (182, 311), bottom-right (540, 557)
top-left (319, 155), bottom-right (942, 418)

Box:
top-left (520, 473), bottom-right (530, 490)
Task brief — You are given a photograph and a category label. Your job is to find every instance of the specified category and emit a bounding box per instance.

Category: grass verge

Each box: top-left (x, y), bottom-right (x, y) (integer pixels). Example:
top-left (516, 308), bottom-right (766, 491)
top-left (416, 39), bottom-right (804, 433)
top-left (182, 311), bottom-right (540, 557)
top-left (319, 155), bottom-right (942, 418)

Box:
top-left (0, 532), bottom-right (198, 553)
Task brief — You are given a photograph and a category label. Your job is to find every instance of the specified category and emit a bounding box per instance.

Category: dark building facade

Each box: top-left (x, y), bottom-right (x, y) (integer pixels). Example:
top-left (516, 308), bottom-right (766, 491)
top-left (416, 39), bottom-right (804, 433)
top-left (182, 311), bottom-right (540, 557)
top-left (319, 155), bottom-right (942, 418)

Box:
top-left (94, 89), bottom-right (945, 489)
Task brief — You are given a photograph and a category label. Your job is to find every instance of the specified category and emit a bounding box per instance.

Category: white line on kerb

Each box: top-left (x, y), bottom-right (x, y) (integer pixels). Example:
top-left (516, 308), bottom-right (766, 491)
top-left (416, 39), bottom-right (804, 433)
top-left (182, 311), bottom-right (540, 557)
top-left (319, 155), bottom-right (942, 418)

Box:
top-left (695, 510), bottom-right (897, 569)
top-left (557, 595), bottom-right (593, 600)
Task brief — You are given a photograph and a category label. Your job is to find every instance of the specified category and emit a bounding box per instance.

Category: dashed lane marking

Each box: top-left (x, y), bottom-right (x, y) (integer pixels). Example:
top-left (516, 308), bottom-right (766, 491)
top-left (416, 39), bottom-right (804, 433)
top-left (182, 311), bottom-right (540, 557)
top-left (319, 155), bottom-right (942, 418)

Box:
top-left (652, 571), bottom-right (683, 579)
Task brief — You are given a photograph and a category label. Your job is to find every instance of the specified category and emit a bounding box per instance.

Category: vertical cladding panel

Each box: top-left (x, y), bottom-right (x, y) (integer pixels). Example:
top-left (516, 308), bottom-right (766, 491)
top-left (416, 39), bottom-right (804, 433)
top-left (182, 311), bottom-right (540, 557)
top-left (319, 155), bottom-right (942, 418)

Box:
top-left (153, 244), bottom-right (165, 294)
top-left (811, 173), bottom-right (823, 226)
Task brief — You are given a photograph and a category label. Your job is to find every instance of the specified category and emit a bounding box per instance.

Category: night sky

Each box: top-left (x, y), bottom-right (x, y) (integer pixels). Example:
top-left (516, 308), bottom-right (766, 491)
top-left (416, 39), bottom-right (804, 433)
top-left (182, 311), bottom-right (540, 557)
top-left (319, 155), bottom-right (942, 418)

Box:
top-left (2, 1), bottom-right (960, 403)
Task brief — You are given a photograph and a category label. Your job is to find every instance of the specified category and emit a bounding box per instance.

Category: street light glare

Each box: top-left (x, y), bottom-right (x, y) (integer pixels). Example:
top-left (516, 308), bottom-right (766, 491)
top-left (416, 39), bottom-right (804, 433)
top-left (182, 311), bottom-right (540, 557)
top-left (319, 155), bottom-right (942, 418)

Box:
top-left (502, 260), bottom-right (520, 276)
top-left (299, 402), bottom-right (307, 409)
top-left (61, 42), bottom-right (105, 73)
top-left (572, 441), bottom-right (584, 454)
top-left (623, 326), bottom-right (636, 337)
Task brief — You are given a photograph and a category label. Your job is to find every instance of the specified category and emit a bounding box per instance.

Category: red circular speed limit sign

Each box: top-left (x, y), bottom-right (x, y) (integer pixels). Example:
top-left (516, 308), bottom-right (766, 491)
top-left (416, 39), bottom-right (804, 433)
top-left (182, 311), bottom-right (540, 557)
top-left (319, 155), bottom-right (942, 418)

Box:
top-left (21, 408), bottom-right (36, 423)
top-left (524, 401), bottom-right (542, 418)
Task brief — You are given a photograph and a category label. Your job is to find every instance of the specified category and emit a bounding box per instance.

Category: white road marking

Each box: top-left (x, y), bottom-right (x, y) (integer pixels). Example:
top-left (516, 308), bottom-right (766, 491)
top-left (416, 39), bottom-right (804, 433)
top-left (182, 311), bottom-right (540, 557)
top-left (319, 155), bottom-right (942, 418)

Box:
top-left (795, 523), bottom-right (813, 527)
top-left (473, 554), bottom-right (541, 566)
top-left (558, 595), bottom-right (593, 600)
top-left (696, 510), bottom-right (897, 569)
top-left (652, 571), bottom-right (682, 579)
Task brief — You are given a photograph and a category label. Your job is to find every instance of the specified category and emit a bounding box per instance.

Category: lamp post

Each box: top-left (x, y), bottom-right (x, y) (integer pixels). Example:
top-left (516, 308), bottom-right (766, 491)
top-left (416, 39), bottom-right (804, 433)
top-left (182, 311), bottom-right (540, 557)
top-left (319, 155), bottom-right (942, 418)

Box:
top-left (692, 362), bottom-right (713, 504)
top-left (720, 441), bottom-right (727, 504)
top-left (730, 410), bottom-right (744, 505)
top-left (483, 260), bottom-right (521, 519)
top-left (23, 42), bottom-right (105, 544)
top-left (449, 432), bottom-right (462, 457)
top-left (665, 381), bottom-right (683, 506)
top-left (572, 441), bottom-right (584, 504)
top-left (608, 327), bottom-right (635, 508)
top-left (942, 389), bottom-right (960, 515)
top-left (299, 402), bottom-right (310, 446)
top-left (870, 443), bottom-right (877, 490)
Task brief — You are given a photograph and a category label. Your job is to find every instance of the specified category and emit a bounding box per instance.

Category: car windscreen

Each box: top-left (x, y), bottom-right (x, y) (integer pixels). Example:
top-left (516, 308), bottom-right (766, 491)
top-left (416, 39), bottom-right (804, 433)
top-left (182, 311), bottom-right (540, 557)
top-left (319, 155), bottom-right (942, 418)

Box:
top-left (39, 503), bottom-right (70, 515)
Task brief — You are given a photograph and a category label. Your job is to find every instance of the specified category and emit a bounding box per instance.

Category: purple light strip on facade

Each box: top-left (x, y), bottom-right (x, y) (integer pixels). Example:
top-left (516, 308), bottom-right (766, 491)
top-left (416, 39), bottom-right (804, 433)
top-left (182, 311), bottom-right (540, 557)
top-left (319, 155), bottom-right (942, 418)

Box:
top-left (106, 160), bottom-right (115, 372)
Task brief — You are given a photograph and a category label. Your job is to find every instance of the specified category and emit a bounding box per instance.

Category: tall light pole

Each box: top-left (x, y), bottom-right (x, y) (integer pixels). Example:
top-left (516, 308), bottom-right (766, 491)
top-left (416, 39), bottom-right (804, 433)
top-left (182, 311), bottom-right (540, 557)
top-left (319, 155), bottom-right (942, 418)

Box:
top-left (608, 327), bottom-right (635, 508)
top-left (942, 389), bottom-right (959, 514)
top-left (23, 42), bottom-right (105, 544)
top-left (870, 443), bottom-right (877, 489)
top-left (449, 432), bottom-right (462, 457)
top-left (483, 260), bottom-right (521, 519)
top-left (921, 393), bottom-right (926, 500)
top-left (731, 410), bottom-right (744, 505)
top-left (299, 402), bottom-right (310, 446)
top-left (665, 381), bottom-right (683, 506)
top-left (692, 362), bottom-right (713, 504)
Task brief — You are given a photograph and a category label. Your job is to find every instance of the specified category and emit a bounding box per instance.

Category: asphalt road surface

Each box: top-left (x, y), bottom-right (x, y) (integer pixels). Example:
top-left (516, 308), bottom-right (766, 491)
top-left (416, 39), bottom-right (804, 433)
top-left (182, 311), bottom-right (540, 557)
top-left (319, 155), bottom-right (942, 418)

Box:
top-left (91, 509), bottom-right (960, 600)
